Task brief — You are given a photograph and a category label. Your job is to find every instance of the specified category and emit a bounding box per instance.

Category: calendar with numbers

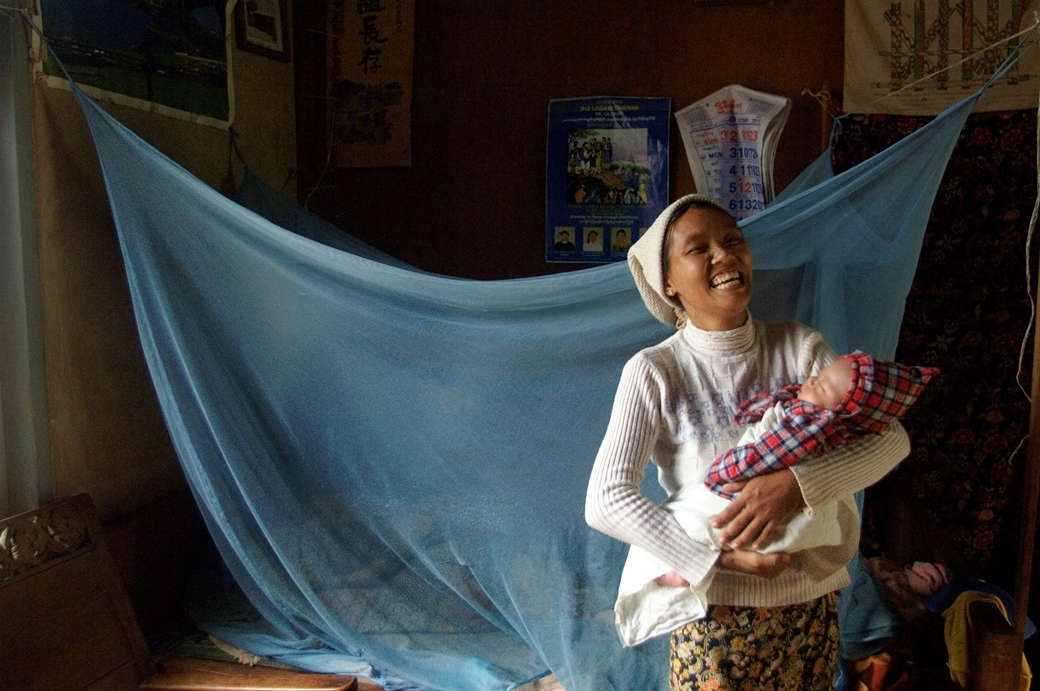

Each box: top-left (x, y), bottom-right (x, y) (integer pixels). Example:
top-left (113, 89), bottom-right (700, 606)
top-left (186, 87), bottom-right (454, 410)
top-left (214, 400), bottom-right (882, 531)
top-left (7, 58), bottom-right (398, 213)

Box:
top-left (675, 86), bottom-right (791, 220)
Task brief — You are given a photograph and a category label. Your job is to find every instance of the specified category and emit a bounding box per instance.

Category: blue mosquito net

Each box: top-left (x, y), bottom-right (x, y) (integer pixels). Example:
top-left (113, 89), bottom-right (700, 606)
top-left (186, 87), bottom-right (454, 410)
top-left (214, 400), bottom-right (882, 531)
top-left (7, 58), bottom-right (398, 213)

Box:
top-left (71, 49), bottom-right (1023, 688)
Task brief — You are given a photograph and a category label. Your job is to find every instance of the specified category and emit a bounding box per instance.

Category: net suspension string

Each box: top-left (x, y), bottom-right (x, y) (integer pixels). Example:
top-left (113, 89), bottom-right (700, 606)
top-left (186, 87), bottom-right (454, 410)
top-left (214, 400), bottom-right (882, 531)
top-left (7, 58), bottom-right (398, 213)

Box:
top-left (851, 15), bottom-right (1040, 114)
top-left (1013, 18), bottom-right (1040, 645)
top-left (803, 16), bottom-right (1040, 138)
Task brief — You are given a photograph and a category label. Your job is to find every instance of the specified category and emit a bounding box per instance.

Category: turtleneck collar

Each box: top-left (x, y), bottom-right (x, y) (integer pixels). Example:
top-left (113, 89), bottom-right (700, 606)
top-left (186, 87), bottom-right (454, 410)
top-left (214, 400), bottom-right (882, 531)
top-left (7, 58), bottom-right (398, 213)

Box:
top-left (679, 310), bottom-right (755, 355)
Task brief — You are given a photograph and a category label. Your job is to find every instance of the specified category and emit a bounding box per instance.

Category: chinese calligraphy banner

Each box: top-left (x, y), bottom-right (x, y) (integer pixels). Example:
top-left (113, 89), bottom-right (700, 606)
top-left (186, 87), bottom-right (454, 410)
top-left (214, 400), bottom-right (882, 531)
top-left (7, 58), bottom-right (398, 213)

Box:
top-left (327, 0), bottom-right (414, 167)
top-left (844, 0), bottom-right (1040, 115)
top-left (545, 97), bottom-right (670, 263)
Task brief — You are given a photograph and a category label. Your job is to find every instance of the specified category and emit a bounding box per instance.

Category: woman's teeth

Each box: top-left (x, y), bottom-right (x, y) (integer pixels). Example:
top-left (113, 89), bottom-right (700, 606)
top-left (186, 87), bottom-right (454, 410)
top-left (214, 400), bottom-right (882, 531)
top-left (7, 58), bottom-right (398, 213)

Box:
top-left (711, 272), bottom-right (741, 289)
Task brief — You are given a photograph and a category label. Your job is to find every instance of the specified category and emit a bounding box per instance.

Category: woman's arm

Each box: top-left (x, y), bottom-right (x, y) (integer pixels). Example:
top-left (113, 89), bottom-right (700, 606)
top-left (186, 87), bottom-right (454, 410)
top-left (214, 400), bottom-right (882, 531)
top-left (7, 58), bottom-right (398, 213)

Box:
top-left (789, 422), bottom-right (910, 508)
top-left (785, 332), bottom-right (912, 507)
top-left (711, 425), bottom-right (909, 550)
top-left (585, 357), bottom-right (721, 587)
top-left (710, 468), bottom-right (805, 550)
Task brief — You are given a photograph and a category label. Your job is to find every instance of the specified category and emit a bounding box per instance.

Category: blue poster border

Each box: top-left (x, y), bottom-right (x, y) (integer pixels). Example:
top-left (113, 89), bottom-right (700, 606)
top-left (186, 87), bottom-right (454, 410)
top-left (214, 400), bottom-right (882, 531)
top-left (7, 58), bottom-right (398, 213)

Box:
top-left (545, 96), bottom-right (670, 263)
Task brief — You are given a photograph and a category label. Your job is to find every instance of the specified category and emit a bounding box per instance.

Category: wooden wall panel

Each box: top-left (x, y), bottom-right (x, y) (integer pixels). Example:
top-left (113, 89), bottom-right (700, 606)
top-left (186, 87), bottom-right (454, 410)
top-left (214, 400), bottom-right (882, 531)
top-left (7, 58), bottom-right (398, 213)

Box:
top-left (294, 1), bottom-right (843, 279)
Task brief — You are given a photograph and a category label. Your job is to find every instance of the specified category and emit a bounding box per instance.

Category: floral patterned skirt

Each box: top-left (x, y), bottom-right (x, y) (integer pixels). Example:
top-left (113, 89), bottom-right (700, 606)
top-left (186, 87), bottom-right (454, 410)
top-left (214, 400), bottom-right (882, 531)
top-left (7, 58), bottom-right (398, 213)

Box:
top-left (669, 593), bottom-right (839, 691)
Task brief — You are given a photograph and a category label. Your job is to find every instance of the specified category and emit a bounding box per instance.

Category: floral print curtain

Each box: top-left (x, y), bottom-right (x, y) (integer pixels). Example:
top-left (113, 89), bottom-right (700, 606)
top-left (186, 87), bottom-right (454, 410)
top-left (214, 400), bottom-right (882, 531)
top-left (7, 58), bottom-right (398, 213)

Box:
top-left (832, 109), bottom-right (1039, 584)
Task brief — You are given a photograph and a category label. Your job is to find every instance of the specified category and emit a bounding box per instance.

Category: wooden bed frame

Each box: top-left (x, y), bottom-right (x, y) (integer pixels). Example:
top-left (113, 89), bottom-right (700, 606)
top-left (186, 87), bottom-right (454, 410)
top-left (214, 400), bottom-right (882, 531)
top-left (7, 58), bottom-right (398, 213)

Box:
top-left (0, 493), bottom-right (154, 691)
top-left (0, 493), bottom-right (363, 691)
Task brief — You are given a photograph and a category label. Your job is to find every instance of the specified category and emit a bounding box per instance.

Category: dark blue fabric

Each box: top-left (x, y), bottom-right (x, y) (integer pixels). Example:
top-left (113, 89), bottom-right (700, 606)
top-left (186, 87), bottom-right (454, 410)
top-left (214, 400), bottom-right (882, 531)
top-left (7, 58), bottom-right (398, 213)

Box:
top-left (73, 72), bottom-right (1001, 688)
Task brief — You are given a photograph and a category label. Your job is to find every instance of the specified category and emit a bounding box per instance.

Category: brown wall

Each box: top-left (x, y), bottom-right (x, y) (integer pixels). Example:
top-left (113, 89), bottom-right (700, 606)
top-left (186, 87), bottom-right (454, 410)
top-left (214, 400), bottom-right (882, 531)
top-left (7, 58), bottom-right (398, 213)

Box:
top-left (31, 23), bottom-right (296, 520)
top-left (28, 1), bottom-right (843, 521)
top-left (294, 0), bottom-right (844, 279)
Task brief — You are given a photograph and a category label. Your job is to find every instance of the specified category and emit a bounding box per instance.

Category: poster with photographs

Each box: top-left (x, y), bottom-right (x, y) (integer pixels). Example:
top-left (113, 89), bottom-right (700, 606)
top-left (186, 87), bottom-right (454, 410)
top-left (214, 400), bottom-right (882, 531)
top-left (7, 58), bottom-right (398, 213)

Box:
top-left (546, 97), bottom-right (670, 263)
top-left (36, 0), bottom-right (229, 124)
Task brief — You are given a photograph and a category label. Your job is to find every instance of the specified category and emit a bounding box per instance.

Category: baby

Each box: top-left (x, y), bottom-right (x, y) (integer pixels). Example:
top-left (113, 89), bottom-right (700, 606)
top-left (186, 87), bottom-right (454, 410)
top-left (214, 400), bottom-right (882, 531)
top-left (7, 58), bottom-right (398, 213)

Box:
top-left (614, 351), bottom-right (938, 647)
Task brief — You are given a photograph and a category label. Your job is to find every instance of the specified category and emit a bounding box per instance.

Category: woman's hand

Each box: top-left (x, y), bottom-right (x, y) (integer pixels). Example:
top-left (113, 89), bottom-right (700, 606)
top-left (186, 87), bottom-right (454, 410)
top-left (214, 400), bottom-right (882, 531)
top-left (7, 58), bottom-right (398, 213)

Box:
top-left (711, 468), bottom-right (804, 550)
top-left (717, 549), bottom-right (793, 579)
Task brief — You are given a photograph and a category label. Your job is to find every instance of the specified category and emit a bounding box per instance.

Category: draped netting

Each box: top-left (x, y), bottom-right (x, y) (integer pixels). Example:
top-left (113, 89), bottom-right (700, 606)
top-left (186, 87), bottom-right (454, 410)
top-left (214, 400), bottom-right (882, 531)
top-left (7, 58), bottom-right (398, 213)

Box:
top-left (74, 65), bottom-right (1006, 688)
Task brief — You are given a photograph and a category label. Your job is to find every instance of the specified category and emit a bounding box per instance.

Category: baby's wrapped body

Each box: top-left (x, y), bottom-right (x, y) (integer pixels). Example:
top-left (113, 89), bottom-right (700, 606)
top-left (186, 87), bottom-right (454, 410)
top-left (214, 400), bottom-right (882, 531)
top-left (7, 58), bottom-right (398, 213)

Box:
top-left (613, 399), bottom-right (846, 648)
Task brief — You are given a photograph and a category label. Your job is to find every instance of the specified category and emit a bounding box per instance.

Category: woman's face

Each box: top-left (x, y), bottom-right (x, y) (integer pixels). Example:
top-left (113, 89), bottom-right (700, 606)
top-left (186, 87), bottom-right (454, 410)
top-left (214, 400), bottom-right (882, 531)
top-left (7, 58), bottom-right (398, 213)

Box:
top-left (664, 207), bottom-right (753, 331)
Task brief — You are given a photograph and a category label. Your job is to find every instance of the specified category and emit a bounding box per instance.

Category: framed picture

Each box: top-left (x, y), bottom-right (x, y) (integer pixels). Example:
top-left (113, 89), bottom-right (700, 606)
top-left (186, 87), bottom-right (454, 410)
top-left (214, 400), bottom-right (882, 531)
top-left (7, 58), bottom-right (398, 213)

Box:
top-left (37, 0), bottom-right (229, 122)
top-left (235, 0), bottom-right (290, 62)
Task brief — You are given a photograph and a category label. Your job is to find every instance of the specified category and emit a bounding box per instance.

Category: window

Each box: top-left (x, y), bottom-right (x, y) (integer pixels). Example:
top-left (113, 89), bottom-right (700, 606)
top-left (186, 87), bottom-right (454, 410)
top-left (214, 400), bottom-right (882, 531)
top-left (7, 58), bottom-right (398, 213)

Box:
top-left (0, 3), bottom-right (52, 516)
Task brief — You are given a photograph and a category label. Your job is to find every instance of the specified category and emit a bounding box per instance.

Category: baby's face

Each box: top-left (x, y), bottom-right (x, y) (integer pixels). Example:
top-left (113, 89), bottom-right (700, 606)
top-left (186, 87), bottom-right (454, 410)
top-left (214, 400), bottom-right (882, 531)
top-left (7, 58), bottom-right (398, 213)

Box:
top-left (798, 358), bottom-right (853, 409)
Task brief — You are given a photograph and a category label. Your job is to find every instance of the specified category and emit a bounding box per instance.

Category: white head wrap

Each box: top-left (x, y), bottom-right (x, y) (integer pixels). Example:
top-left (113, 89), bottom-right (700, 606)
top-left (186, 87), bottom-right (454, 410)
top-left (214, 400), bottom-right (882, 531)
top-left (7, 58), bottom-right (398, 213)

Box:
top-left (627, 194), bottom-right (731, 327)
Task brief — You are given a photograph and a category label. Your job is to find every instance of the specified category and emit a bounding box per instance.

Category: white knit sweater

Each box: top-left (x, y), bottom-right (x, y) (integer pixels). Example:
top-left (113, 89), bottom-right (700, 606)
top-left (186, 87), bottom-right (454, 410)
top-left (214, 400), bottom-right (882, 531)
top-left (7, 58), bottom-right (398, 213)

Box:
top-left (585, 315), bottom-right (910, 608)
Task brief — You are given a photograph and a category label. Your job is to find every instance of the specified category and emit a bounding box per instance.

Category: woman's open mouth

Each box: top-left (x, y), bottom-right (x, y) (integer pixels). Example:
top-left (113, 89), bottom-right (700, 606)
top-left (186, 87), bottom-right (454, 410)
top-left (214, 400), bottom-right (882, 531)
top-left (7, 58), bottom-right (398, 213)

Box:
top-left (711, 271), bottom-right (743, 290)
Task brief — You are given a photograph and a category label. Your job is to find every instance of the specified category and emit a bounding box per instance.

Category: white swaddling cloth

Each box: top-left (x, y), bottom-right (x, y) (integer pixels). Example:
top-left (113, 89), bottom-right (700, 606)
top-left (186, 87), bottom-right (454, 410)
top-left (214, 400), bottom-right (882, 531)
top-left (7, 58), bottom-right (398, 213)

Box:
top-left (614, 402), bottom-right (844, 647)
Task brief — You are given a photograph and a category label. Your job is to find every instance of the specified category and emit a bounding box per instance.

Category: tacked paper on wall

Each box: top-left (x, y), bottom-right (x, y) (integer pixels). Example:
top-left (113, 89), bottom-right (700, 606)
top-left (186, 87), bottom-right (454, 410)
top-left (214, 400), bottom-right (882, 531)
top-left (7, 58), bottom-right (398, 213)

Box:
top-left (328, 0), bottom-right (414, 167)
top-left (844, 0), bottom-right (1040, 115)
top-left (675, 85), bottom-right (790, 220)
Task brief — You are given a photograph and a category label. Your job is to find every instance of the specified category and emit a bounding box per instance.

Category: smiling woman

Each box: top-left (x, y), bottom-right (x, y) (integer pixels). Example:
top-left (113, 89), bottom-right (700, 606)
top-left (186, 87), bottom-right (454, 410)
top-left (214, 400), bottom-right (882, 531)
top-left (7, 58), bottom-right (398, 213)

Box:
top-left (586, 193), bottom-right (912, 690)
top-left (661, 199), bottom-right (753, 332)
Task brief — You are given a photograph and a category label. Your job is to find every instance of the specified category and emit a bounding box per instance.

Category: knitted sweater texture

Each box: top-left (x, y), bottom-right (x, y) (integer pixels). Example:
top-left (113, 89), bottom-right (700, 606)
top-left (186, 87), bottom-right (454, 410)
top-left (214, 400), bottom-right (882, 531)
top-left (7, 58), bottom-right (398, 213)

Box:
top-left (585, 316), bottom-right (910, 608)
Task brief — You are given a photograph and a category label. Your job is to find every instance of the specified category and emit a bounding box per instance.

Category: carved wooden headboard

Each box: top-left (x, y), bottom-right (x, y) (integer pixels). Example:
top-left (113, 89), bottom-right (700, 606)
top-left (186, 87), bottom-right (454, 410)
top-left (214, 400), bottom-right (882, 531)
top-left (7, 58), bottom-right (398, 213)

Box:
top-left (0, 493), bottom-right (154, 691)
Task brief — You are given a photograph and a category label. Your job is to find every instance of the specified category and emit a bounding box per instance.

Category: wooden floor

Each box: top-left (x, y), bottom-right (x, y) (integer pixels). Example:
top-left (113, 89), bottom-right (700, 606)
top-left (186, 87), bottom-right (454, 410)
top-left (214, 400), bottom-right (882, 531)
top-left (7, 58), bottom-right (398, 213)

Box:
top-left (354, 676), bottom-right (385, 691)
top-left (138, 655), bottom-right (570, 691)
top-left (139, 656), bottom-right (381, 691)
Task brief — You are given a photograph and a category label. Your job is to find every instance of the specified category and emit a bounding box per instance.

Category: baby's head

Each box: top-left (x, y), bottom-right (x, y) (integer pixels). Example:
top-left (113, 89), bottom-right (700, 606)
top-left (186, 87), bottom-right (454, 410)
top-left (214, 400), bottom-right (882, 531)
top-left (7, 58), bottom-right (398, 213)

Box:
top-left (799, 352), bottom-right (940, 433)
top-left (797, 358), bottom-right (853, 410)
